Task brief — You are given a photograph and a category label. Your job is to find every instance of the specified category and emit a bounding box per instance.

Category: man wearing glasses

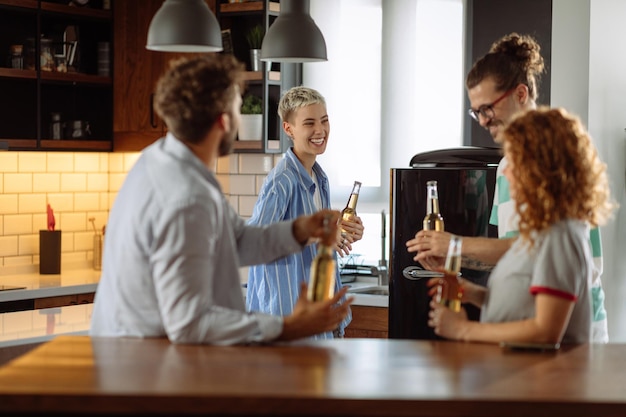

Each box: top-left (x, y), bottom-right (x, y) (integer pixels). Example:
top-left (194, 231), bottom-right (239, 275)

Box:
top-left (407, 32), bottom-right (609, 343)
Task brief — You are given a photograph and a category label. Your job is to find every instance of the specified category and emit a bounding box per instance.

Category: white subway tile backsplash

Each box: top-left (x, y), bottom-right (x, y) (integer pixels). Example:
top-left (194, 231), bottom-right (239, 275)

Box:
top-left (0, 153), bottom-right (17, 173)
top-left (4, 214), bottom-right (32, 235)
top-left (238, 195), bottom-right (259, 217)
top-left (0, 235), bottom-right (18, 257)
top-left (33, 173), bottom-right (60, 193)
top-left (87, 212), bottom-right (108, 232)
top-left (108, 153), bottom-right (125, 172)
top-left (227, 195), bottom-right (239, 212)
top-left (74, 193), bottom-right (100, 212)
top-left (255, 175), bottom-right (266, 194)
top-left (3, 255), bottom-right (34, 267)
top-left (47, 193), bottom-right (74, 212)
top-left (60, 173), bottom-right (87, 192)
top-left (217, 154), bottom-right (238, 174)
top-left (229, 175), bottom-right (256, 195)
top-left (102, 193), bottom-right (113, 211)
top-left (32, 214), bottom-right (46, 233)
top-left (18, 153), bottom-right (47, 172)
top-left (19, 193), bottom-right (47, 214)
top-left (124, 153), bottom-right (141, 171)
top-left (215, 174), bottom-right (230, 193)
top-left (18, 234), bottom-right (37, 256)
top-left (63, 251), bottom-right (87, 263)
top-left (109, 173), bottom-right (127, 192)
top-left (59, 212), bottom-right (86, 232)
top-left (60, 232), bottom-right (74, 252)
top-left (4, 173), bottom-right (32, 193)
top-left (75, 231), bottom-right (94, 251)
top-left (47, 153), bottom-right (74, 172)
top-left (0, 150), bottom-right (276, 270)
top-left (87, 173), bottom-right (108, 192)
top-left (0, 194), bottom-right (18, 215)
top-left (239, 154), bottom-right (273, 174)
top-left (74, 153), bottom-right (101, 172)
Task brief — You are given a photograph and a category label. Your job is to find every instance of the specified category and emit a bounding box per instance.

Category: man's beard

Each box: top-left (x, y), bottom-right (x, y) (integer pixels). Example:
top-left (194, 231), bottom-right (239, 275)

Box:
top-left (218, 115), bottom-right (238, 157)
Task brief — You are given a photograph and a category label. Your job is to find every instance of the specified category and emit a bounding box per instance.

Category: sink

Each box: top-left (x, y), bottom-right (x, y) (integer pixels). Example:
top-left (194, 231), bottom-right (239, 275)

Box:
top-left (347, 285), bottom-right (389, 296)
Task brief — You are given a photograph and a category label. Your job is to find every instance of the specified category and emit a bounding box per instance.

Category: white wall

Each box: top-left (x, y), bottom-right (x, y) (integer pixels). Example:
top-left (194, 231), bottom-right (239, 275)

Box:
top-left (552, 0), bottom-right (626, 342)
top-left (307, 0), bottom-right (464, 264)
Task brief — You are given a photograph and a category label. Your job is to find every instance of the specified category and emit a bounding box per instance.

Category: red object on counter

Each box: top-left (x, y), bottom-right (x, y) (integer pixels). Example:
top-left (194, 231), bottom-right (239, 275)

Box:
top-left (47, 204), bottom-right (55, 231)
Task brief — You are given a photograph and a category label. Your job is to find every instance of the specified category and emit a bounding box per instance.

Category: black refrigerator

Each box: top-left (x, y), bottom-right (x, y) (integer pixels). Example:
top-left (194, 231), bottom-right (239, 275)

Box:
top-left (389, 146), bottom-right (502, 340)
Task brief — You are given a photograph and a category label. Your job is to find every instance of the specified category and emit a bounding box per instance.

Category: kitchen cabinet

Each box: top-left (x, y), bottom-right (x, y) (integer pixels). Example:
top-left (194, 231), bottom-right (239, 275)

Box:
top-left (0, 0), bottom-right (113, 151)
top-left (345, 305), bottom-right (388, 339)
top-left (112, 0), bottom-right (167, 152)
top-left (0, 292), bottom-right (94, 313)
top-left (113, 0), bottom-right (222, 152)
top-left (217, 0), bottom-right (301, 153)
top-left (113, 0), bottom-right (299, 153)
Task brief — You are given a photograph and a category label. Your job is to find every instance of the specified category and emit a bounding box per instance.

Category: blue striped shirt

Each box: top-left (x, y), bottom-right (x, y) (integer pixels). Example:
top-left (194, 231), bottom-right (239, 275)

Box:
top-left (246, 148), bottom-right (352, 339)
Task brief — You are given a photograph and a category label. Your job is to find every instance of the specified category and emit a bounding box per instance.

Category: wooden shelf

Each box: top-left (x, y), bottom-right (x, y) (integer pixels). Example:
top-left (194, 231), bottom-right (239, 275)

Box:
top-left (0, 0), bottom-right (37, 10)
top-left (40, 139), bottom-right (112, 151)
top-left (40, 2), bottom-right (111, 19)
top-left (0, 139), bottom-right (37, 150)
top-left (41, 71), bottom-right (112, 85)
top-left (233, 139), bottom-right (263, 151)
top-left (0, 0), bottom-right (111, 18)
top-left (0, 68), bottom-right (37, 80)
top-left (243, 70), bottom-right (280, 82)
top-left (220, 1), bottom-right (279, 13)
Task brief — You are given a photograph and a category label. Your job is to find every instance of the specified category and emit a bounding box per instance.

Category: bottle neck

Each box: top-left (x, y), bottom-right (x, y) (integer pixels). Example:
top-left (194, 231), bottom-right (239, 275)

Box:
top-left (426, 191), bottom-right (440, 215)
top-left (345, 193), bottom-right (359, 210)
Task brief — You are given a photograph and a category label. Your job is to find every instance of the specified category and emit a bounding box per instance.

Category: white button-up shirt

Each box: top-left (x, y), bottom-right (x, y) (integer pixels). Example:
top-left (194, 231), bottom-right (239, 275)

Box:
top-left (90, 134), bottom-right (303, 345)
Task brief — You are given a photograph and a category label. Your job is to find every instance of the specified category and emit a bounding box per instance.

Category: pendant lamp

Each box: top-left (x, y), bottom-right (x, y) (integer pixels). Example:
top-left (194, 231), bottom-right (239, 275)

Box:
top-left (260, 0), bottom-right (327, 62)
top-left (146, 0), bottom-right (223, 52)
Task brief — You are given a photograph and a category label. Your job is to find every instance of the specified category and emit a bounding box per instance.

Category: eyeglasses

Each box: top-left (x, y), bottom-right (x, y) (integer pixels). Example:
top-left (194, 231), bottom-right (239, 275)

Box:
top-left (468, 88), bottom-right (515, 122)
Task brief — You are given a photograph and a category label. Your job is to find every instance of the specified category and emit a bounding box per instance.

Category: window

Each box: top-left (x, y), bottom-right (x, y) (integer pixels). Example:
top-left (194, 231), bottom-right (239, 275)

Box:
top-left (306, 0), bottom-right (464, 264)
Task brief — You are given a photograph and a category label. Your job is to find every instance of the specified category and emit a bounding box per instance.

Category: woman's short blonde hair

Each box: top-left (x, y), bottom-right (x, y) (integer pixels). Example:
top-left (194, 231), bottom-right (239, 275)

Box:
top-left (277, 86), bottom-right (326, 123)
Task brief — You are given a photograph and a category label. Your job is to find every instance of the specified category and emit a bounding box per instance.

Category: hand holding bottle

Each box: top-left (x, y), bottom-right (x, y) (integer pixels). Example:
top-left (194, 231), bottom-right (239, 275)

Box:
top-left (279, 283), bottom-right (354, 341)
top-left (336, 215), bottom-right (364, 257)
top-left (336, 181), bottom-right (364, 257)
top-left (292, 209), bottom-right (340, 246)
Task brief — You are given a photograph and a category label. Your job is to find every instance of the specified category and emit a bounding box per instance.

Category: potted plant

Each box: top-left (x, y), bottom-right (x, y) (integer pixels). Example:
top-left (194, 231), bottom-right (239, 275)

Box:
top-left (238, 94), bottom-right (263, 141)
top-left (246, 24), bottom-right (264, 71)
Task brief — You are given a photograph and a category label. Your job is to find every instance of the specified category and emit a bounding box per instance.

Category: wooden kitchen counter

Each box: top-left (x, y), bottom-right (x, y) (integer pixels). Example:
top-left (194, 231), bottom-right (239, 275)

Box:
top-left (1, 336), bottom-right (625, 417)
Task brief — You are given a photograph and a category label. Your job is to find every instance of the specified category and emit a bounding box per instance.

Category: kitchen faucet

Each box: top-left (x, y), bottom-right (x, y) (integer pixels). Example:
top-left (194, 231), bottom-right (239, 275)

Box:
top-left (370, 210), bottom-right (389, 286)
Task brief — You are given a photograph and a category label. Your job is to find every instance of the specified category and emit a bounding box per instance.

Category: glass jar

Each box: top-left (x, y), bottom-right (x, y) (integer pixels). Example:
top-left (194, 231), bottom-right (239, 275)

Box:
top-left (40, 38), bottom-right (55, 72)
top-left (10, 44), bottom-right (23, 69)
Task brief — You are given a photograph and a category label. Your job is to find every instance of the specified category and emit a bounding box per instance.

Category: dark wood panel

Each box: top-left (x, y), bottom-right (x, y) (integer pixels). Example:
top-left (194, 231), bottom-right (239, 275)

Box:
top-left (464, 0), bottom-right (552, 147)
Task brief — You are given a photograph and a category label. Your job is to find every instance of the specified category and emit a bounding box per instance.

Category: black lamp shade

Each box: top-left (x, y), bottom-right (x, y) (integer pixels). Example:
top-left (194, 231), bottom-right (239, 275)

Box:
top-left (146, 0), bottom-right (223, 52)
top-left (260, 0), bottom-right (327, 62)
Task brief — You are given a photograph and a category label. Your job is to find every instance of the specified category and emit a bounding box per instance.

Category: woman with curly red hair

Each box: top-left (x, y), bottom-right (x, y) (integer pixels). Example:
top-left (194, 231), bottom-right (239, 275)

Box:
top-left (427, 107), bottom-right (616, 345)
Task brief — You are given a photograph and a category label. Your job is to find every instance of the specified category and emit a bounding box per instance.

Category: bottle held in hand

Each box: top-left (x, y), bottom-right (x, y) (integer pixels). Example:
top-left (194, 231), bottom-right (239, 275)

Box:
top-left (340, 181), bottom-right (361, 234)
top-left (440, 235), bottom-right (463, 312)
top-left (423, 180), bottom-right (444, 231)
top-left (308, 216), bottom-right (336, 302)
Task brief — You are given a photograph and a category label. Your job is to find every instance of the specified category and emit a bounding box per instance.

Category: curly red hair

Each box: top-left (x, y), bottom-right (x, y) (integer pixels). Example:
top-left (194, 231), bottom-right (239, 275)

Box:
top-left (502, 107), bottom-right (615, 246)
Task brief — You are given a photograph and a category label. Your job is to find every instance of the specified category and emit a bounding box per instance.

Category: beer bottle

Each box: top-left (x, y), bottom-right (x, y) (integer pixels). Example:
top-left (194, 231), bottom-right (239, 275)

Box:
top-left (340, 181), bottom-right (361, 234)
top-left (308, 216), bottom-right (336, 302)
top-left (442, 235), bottom-right (463, 312)
top-left (423, 180), bottom-right (444, 231)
